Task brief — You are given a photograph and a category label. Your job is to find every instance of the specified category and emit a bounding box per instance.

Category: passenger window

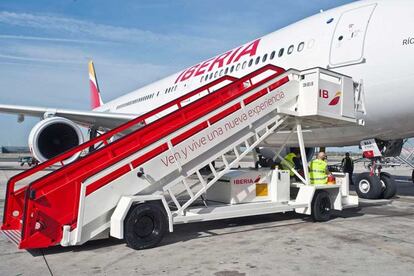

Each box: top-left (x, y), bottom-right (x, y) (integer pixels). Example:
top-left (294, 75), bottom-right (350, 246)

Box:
top-left (205, 75), bottom-right (209, 81)
top-left (248, 59), bottom-right (253, 67)
top-left (242, 61), bottom-right (247, 69)
top-left (255, 56), bottom-right (260, 65)
top-left (230, 65), bottom-right (235, 73)
top-left (287, 45), bottom-right (294, 55)
top-left (270, 51), bottom-right (275, 60)
top-left (297, 42), bottom-right (305, 52)
top-left (236, 63), bottom-right (241, 71)
top-left (209, 72), bottom-right (213, 79)
top-left (262, 54), bottom-right (268, 63)
top-left (278, 48), bottom-right (284, 57)
top-left (224, 67), bottom-right (229, 74)
top-left (214, 71), bottom-right (218, 78)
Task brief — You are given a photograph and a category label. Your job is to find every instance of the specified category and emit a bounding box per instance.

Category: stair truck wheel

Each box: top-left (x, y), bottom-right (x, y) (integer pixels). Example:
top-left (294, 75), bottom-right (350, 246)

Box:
top-left (380, 172), bottom-right (397, 199)
top-left (355, 172), bottom-right (382, 199)
top-left (124, 202), bottom-right (167, 250)
top-left (311, 190), bottom-right (331, 222)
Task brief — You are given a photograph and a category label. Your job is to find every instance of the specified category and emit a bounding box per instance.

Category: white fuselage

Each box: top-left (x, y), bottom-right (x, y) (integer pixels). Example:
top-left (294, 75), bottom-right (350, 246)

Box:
top-left (96, 0), bottom-right (414, 147)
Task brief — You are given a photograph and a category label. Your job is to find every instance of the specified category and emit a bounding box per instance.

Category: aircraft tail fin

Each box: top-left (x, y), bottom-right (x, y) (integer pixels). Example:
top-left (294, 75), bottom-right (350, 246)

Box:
top-left (88, 60), bottom-right (104, 109)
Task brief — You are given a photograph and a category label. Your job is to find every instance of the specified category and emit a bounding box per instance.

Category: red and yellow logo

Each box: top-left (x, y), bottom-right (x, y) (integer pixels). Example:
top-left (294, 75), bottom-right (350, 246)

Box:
top-left (328, 91), bottom-right (341, 106)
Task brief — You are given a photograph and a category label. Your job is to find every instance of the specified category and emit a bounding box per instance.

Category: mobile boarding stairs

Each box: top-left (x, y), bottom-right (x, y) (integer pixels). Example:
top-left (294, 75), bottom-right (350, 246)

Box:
top-left (1, 65), bottom-right (362, 250)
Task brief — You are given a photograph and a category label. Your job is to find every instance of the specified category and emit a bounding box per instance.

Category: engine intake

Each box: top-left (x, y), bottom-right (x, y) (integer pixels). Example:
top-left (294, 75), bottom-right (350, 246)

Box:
top-left (28, 117), bottom-right (84, 163)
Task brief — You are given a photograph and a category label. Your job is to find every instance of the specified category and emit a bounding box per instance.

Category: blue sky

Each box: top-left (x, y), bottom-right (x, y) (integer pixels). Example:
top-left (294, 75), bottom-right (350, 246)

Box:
top-left (0, 0), bottom-right (355, 146)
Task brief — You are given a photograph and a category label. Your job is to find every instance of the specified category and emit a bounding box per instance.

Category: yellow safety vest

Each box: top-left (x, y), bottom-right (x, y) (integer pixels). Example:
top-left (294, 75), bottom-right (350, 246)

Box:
top-left (283, 153), bottom-right (297, 176)
top-left (309, 159), bottom-right (328, 185)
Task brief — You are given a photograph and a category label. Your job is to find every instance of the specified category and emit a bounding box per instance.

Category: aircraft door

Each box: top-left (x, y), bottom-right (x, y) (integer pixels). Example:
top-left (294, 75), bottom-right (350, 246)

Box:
top-left (329, 4), bottom-right (377, 68)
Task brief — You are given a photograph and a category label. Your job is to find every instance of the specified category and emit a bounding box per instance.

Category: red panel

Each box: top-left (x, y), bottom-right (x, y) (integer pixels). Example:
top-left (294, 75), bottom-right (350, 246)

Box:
top-left (171, 122), bottom-right (209, 146)
top-left (208, 103), bottom-right (241, 125)
top-left (85, 165), bottom-right (131, 196)
top-left (1, 64), bottom-right (288, 249)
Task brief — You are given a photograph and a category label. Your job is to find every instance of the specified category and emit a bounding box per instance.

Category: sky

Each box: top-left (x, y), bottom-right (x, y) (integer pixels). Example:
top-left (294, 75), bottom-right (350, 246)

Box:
top-left (0, 0), bottom-right (356, 146)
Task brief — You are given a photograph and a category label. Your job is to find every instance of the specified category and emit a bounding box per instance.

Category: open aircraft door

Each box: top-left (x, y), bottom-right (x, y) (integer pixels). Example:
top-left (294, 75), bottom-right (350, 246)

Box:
top-left (329, 3), bottom-right (377, 68)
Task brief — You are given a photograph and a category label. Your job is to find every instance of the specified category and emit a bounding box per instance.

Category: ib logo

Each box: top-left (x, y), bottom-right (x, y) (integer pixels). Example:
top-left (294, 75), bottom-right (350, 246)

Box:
top-left (319, 89), bottom-right (341, 106)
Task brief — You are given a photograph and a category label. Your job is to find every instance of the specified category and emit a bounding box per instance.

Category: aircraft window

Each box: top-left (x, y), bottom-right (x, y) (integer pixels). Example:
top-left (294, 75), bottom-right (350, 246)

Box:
top-left (242, 61), bottom-right (247, 69)
top-left (205, 75), bottom-right (209, 81)
top-left (248, 59), bottom-right (253, 67)
top-left (262, 54), bottom-right (268, 63)
top-left (157, 91), bottom-right (160, 96)
top-left (164, 88), bottom-right (168, 94)
top-left (270, 51), bottom-right (275, 60)
top-left (236, 63), bottom-right (241, 71)
top-left (278, 48), bottom-right (284, 57)
top-left (224, 67), bottom-right (229, 74)
top-left (297, 42), bottom-right (305, 52)
top-left (255, 56), bottom-right (260, 65)
top-left (214, 71), bottom-right (218, 78)
top-left (338, 35), bottom-right (344, 41)
top-left (209, 72), bottom-right (213, 79)
top-left (174, 85), bottom-right (177, 91)
top-left (200, 77), bottom-right (203, 83)
top-left (219, 69), bottom-right (223, 76)
top-left (287, 45), bottom-right (294, 55)
top-left (230, 65), bottom-right (235, 73)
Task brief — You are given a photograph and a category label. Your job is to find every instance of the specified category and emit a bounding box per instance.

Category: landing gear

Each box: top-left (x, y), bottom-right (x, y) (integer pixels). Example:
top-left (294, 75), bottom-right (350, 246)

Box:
top-left (124, 202), bottom-right (167, 250)
top-left (412, 170), bottom-right (414, 184)
top-left (355, 168), bottom-right (397, 199)
top-left (380, 172), bottom-right (397, 199)
top-left (355, 172), bottom-right (382, 199)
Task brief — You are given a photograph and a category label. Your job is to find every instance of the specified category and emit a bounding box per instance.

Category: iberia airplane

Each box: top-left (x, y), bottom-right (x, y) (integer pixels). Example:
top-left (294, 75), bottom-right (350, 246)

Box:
top-left (0, 0), bottom-right (412, 199)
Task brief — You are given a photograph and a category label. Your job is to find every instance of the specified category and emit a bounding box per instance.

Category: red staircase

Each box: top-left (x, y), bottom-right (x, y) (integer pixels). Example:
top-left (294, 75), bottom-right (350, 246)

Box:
top-left (1, 65), bottom-right (287, 249)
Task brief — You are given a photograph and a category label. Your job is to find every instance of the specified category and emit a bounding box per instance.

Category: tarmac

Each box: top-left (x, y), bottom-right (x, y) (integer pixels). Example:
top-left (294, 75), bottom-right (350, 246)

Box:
top-left (1, 160), bottom-right (414, 276)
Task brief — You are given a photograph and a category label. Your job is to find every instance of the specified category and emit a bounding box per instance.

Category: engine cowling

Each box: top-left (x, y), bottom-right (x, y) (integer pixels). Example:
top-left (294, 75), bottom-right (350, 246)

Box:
top-left (28, 117), bottom-right (84, 163)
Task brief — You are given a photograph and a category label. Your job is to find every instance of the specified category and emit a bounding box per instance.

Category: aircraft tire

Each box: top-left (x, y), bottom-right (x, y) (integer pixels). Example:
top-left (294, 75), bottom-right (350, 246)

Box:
top-left (380, 172), bottom-right (397, 199)
top-left (355, 172), bottom-right (382, 199)
top-left (412, 170), bottom-right (414, 184)
top-left (311, 190), bottom-right (331, 222)
top-left (124, 202), bottom-right (167, 250)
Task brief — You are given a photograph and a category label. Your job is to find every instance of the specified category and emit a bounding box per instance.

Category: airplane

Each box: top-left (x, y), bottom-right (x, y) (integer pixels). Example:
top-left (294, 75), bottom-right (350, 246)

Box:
top-left (0, 0), bottom-right (412, 200)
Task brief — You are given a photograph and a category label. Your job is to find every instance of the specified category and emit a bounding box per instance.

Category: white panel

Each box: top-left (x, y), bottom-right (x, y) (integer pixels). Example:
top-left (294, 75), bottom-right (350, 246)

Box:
top-left (329, 4), bottom-right (377, 67)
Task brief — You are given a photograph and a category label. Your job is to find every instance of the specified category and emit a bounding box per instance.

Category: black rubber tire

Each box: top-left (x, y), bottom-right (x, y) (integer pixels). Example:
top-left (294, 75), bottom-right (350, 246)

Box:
top-left (311, 190), bottom-right (331, 222)
top-left (380, 172), bottom-right (397, 199)
top-left (412, 170), bottom-right (414, 184)
top-left (355, 172), bottom-right (382, 199)
top-left (124, 202), bottom-right (167, 250)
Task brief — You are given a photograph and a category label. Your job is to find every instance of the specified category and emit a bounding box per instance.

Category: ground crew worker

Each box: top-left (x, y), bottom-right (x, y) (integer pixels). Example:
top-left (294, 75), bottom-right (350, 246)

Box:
top-left (341, 152), bottom-right (354, 185)
top-left (282, 148), bottom-right (302, 178)
top-left (309, 152), bottom-right (331, 185)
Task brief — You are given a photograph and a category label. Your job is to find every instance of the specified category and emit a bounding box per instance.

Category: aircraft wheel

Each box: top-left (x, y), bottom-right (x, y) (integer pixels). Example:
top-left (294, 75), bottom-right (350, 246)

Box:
top-left (311, 190), bottom-right (331, 222)
top-left (412, 169), bottom-right (414, 184)
top-left (355, 172), bottom-right (382, 199)
top-left (380, 172), bottom-right (397, 199)
top-left (124, 202), bottom-right (167, 250)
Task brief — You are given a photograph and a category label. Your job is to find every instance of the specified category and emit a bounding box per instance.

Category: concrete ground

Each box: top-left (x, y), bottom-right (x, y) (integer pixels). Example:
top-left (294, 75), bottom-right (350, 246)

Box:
top-left (1, 162), bottom-right (414, 276)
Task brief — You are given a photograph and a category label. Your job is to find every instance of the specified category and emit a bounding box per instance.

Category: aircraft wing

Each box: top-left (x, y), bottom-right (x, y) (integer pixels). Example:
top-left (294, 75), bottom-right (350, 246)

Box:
top-left (0, 104), bottom-right (138, 129)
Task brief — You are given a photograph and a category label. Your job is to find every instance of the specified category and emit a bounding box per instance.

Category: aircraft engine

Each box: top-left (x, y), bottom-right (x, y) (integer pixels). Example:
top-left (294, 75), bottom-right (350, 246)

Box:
top-left (28, 117), bottom-right (84, 163)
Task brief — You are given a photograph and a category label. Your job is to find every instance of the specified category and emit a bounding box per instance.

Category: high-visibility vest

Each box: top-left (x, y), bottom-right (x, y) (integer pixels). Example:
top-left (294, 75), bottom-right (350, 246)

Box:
top-left (309, 159), bottom-right (328, 185)
top-left (283, 153), bottom-right (297, 176)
